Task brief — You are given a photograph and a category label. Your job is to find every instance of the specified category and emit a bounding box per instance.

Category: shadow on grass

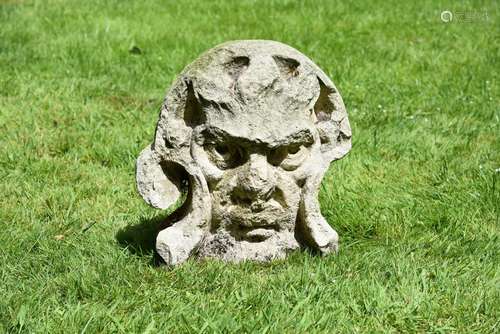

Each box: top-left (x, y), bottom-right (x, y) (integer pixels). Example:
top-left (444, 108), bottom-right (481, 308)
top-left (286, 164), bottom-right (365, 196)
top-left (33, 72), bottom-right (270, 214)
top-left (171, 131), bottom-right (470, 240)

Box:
top-left (117, 187), bottom-right (190, 266)
top-left (115, 214), bottom-right (172, 266)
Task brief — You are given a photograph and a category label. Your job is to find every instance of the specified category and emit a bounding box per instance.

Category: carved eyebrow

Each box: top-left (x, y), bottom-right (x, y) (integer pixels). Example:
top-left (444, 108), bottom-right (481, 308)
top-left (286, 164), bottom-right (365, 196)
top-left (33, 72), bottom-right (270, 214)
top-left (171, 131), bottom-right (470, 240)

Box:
top-left (200, 126), bottom-right (236, 143)
top-left (277, 128), bottom-right (314, 147)
top-left (201, 126), bottom-right (314, 148)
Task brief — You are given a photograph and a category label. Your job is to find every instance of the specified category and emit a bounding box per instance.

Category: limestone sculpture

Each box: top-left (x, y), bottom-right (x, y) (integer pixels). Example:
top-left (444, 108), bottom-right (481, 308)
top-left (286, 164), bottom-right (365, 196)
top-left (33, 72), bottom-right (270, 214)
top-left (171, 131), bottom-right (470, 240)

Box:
top-left (136, 40), bottom-right (351, 265)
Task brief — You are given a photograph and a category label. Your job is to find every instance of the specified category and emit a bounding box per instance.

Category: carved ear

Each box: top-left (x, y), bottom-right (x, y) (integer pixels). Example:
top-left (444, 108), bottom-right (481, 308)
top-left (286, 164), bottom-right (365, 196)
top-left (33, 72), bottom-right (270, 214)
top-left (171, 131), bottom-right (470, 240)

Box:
top-left (297, 166), bottom-right (339, 255)
top-left (313, 76), bottom-right (352, 162)
top-left (136, 145), bottom-right (188, 209)
top-left (137, 78), bottom-right (213, 265)
top-left (137, 78), bottom-right (204, 210)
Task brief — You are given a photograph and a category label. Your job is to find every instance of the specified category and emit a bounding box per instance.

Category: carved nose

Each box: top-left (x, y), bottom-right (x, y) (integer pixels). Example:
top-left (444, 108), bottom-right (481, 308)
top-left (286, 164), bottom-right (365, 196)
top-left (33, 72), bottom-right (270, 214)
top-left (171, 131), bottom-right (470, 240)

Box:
top-left (232, 153), bottom-right (276, 203)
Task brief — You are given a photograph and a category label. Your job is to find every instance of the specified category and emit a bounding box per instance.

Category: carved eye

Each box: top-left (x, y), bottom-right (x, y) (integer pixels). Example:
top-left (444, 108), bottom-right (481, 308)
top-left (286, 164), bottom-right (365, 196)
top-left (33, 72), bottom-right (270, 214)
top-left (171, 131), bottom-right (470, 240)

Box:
top-left (205, 143), bottom-right (243, 169)
top-left (268, 144), bottom-right (310, 171)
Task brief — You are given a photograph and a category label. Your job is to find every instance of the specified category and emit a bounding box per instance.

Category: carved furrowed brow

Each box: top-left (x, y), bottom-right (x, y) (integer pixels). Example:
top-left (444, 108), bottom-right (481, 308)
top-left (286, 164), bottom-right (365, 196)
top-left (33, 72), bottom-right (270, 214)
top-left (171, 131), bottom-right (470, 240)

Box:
top-left (201, 125), bottom-right (314, 149)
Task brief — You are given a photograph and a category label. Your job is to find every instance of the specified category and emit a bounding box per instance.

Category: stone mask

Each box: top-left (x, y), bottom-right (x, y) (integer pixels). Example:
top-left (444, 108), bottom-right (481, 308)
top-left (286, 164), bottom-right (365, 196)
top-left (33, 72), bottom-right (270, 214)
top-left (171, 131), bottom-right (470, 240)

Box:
top-left (136, 40), bottom-right (351, 265)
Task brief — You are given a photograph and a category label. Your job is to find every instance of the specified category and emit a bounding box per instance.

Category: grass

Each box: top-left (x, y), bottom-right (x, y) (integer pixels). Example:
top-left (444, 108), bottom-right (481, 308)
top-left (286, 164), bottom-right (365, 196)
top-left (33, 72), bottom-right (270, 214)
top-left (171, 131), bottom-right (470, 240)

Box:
top-left (0, 0), bottom-right (498, 332)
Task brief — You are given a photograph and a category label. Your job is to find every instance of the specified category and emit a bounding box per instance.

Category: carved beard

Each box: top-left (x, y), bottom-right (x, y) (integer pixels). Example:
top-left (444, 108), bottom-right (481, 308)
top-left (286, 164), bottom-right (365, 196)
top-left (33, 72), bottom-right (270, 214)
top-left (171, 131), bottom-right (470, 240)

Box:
top-left (196, 171), bottom-right (302, 262)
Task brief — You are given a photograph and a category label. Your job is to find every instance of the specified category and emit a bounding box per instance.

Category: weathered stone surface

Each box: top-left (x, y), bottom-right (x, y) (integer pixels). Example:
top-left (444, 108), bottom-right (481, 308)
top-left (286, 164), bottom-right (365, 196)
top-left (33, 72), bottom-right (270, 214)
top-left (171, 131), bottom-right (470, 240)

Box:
top-left (136, 40), bottom-right (351, 265)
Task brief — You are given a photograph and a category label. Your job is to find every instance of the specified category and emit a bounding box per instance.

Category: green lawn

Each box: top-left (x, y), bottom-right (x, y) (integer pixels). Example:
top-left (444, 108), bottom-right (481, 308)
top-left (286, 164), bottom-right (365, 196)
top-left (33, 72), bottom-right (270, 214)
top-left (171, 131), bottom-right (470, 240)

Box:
top-left (1, 0), bottom-right (499, 332)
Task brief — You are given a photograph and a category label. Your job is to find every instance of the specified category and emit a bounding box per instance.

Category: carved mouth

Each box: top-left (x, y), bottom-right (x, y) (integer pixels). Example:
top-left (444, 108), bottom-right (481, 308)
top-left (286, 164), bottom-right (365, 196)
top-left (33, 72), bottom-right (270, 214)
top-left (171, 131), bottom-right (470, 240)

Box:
top-left (237, 225), bottom-right (278, 242)
top-left (224, 201), bottom-right (290, 241)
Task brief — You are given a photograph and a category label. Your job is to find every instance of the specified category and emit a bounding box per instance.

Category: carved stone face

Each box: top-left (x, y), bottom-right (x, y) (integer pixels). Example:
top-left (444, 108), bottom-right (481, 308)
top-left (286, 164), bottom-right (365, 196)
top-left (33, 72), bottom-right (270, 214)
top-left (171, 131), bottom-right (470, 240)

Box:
top-left (136, 40), bottom-right (351, 265)
top-left (192, 110), bottom-right (319, 261)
